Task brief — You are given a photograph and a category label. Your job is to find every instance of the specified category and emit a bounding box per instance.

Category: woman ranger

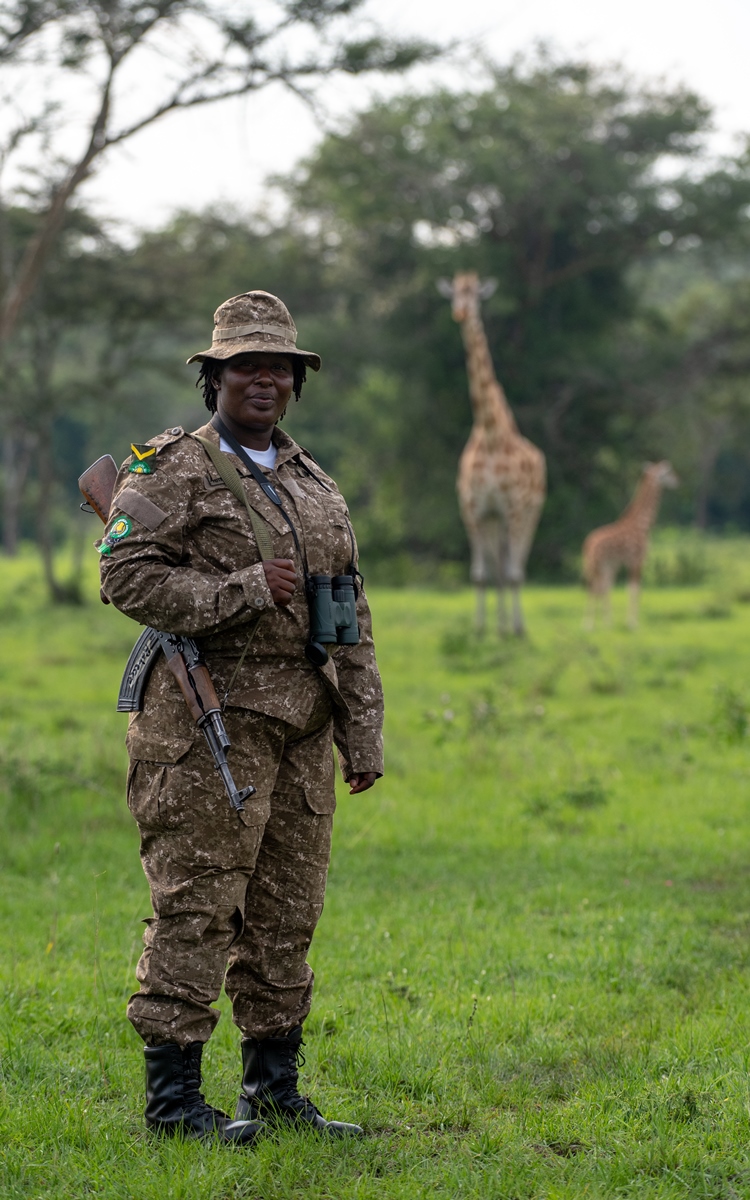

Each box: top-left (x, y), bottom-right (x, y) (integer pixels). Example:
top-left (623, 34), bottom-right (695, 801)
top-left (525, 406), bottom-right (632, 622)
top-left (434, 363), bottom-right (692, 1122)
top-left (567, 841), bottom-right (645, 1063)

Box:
top-left (99, 291), bottom-right (383, 1143)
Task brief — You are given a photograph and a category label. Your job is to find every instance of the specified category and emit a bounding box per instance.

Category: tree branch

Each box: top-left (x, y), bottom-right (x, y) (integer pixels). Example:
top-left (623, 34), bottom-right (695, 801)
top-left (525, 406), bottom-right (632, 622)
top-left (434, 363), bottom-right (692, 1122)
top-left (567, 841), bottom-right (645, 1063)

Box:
top-left (0, 59), bottom-right (114, 340)
top-left (0, 0), bottom-right (439, 343)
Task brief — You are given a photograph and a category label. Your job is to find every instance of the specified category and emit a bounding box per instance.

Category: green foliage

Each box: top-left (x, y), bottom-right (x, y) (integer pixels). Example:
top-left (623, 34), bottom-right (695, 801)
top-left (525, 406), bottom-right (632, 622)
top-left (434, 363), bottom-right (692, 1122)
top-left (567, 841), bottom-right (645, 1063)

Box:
top-left (4, 53), bottom-right (750, 585)
top-left (712, 683), bottom-right (749, 742)
top-left (279, 54), bottom-right (750, 570)
top-left (5, 555), bottom-right (750, 1193)
top-left (642, 528), bottom-right (712, 587)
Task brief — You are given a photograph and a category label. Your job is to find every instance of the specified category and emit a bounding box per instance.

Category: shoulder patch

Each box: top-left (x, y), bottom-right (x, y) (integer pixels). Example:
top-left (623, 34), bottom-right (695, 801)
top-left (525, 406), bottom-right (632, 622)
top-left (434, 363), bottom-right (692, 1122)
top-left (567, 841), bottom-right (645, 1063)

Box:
top-left (129, 443), bottom-right (157, 474)
top-left (126, 427), bottom-right (185, 473)
top-left (115, 487), bottom-right (169, 532)
top-left (97, 514), bottom-right (132, 556)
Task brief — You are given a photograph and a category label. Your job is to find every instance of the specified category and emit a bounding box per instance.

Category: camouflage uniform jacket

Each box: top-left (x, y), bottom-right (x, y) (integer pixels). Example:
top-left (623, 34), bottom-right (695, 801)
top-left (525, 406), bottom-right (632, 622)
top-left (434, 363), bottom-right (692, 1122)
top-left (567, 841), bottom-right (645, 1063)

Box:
top-left (99, 421), bottom-right (384, 781)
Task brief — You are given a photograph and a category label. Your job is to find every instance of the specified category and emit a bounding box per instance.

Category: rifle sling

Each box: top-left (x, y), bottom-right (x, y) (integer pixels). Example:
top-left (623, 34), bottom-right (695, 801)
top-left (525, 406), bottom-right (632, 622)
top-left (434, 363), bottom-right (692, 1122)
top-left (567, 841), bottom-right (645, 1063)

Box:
top-left (210, 414), bottom-right (305, 565)
top-left (194, 434), bottom-right (276, 562)
top-left (193, 434), bottom-right (270, 708)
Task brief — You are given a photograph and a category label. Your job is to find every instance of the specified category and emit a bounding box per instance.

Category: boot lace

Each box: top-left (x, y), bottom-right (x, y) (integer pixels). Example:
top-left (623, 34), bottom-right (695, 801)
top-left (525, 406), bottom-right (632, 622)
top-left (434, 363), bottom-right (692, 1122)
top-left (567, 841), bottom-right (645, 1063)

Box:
top-left (276, 1036), bottom-right (322, 1119)
top-left (183, 1051), bottom-right (226, 1121)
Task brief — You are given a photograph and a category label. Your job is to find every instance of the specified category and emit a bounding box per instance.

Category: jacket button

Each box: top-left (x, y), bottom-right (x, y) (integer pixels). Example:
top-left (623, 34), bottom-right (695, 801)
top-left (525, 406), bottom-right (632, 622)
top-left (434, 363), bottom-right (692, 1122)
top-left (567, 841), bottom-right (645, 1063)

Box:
top-left (253, 596), bottom-right (266, 608)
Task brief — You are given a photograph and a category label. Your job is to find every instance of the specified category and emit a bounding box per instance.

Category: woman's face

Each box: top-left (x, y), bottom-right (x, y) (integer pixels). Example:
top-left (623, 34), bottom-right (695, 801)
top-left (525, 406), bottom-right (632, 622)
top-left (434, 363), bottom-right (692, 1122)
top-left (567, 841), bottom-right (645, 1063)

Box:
top-left (215, 352), bottom-right (294, 446)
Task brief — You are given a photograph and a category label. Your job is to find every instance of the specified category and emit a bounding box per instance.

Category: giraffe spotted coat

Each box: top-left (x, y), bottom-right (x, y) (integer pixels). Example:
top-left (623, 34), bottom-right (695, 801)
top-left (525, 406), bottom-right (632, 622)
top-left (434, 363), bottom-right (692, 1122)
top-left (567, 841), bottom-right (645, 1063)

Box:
top-left (447, 271), bottom-right (546, 635)
top-left (582, 460), bottom-right (678, 629)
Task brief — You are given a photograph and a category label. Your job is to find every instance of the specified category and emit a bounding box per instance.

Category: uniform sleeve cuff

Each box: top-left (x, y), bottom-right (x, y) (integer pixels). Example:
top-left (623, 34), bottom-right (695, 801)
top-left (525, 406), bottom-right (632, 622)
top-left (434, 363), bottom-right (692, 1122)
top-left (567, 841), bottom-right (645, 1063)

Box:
top-left (229, 562), bottom-right (275, 612)
top-left (335, 728), bottom-right (384, 781)
top-left (339, 760), bottom-right (384, 783)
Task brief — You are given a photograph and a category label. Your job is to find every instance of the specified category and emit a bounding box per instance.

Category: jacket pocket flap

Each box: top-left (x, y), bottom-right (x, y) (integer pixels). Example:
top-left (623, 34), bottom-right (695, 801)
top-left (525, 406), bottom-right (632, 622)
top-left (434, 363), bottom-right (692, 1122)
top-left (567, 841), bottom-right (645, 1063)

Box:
top-left (238, 479), bottom-right (289, 535)
top-left (255, 504), bottom-right (289, 536)
top-left (303, 783), bottom-right (337, 815)
top-left (125, 728), bottom-right (194, 763)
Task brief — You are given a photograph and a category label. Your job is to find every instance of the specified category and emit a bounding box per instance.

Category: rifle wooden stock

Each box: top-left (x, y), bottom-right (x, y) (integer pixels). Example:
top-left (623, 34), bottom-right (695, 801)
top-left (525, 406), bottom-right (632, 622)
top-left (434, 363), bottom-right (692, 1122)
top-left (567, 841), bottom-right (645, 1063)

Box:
top-left (164, 651), bottom-right (206, 723)
top-left (188, 662), bottom-right (222, 714)
top-left (161, 655), bottom-right (222, 724)
top-left (78, 455), bottom-right (118, 522)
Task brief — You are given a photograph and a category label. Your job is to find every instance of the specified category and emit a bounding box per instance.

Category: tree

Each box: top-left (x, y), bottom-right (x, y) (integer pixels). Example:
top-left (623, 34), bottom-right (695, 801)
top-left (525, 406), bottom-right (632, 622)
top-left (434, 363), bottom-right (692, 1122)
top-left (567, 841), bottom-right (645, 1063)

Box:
top-left (643, 269), bottom-right (750, 528)
top-left (0, 0), bottom-right (436, 567)
top-left (7, 56), bottom-right (750, 587)
top-left (1, 201), bottom-right (192, 590)
top-left (0, 0), bottom-right (436, 345)
top-left (279, 54), bottom-right (750, 571)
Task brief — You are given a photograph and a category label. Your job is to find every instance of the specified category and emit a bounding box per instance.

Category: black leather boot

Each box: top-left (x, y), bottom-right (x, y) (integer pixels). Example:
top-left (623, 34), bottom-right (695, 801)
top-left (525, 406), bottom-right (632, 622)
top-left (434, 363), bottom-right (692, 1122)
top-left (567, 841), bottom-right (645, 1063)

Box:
top-left (145, 1042), bottom-right (265, 1143)
top-left (234, 1026), bottom-right (363, 1136)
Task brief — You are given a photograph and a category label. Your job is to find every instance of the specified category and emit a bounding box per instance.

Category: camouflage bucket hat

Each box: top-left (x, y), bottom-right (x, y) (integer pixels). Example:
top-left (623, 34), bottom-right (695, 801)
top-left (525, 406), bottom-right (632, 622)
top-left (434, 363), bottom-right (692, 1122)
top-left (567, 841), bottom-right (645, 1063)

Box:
top-left (186, 290), bottom-right (321, 370)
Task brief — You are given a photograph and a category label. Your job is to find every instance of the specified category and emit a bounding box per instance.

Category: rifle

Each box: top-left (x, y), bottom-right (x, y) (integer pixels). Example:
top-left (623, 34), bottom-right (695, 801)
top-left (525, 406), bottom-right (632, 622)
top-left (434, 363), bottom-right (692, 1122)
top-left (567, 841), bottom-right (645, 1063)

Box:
top-left (78, 455), bottom-right (255, 815)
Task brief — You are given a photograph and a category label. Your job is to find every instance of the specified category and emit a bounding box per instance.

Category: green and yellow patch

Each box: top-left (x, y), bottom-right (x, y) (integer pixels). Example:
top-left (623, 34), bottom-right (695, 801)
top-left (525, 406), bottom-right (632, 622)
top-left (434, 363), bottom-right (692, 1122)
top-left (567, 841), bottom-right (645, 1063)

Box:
top-left (128, 443), bottom-right (156, 475)
top-left (96, 514), bottom-right (132, 556)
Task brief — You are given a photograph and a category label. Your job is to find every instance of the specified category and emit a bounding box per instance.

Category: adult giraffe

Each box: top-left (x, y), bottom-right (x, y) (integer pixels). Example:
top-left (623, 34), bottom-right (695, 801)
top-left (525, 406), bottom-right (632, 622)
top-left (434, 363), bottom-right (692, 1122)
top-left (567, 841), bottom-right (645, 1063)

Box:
top-left (439, 271), bottom-right (546, 636)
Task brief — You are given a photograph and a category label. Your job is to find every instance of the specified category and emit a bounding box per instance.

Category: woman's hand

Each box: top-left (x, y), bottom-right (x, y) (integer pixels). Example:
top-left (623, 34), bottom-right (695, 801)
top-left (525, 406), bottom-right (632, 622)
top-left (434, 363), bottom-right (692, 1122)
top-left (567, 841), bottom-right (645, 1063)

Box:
top-left (348, 772), bottom-right (378, 795)
top-left (263, 558), bottom-right (297, 605)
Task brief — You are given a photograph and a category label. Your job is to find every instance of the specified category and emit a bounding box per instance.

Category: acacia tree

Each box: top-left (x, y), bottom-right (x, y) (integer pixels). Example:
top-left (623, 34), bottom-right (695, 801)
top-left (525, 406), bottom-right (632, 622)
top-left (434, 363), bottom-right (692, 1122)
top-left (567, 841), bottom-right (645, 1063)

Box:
top-left (0, 0), bottom-right (435, 559)
top-left (0, 0), bottom-right (434, 343)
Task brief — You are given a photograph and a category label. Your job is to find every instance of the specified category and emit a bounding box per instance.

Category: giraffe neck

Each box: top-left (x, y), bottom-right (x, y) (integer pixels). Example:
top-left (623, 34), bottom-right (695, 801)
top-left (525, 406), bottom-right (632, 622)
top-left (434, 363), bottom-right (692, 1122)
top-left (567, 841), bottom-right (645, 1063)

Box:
top-left (460, 308), bottom-right (517, 438)
top-left (622, 473), bottom-right (663, 534)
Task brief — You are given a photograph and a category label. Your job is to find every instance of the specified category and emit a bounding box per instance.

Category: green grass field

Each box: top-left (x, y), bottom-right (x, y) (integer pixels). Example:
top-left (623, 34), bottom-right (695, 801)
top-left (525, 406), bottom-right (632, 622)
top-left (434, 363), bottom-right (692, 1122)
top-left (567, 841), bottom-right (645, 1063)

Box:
top-left (4, 544), bottom-right (750, 1198)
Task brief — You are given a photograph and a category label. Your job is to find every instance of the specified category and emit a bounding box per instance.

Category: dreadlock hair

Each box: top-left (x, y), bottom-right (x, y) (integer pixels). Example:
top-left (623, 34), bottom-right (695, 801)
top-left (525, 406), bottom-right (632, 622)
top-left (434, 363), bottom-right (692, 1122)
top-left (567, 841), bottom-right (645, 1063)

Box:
top-left (196, 357), bottom-right (307, 415)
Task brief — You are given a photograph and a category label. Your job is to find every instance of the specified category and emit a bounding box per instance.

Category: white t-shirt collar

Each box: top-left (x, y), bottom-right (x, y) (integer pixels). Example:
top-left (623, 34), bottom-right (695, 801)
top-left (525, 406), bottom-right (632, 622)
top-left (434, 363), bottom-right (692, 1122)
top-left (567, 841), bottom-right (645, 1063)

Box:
top-left (219, 436), bottom-right (277, 470)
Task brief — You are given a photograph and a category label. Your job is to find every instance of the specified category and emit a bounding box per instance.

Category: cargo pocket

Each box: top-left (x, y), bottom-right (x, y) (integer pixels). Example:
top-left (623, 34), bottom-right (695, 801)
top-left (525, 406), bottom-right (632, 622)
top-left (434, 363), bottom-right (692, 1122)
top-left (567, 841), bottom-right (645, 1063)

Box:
top-left (125, 732), bottom-right (195, 832)
top-left (281, 733), bottom-right (337, 814)
top-left (302, 783), bottom-right (337, 815)
top-left (189, 756), bottom-right (271, 831)
top-left (261, 783), bottom-right (333, 984)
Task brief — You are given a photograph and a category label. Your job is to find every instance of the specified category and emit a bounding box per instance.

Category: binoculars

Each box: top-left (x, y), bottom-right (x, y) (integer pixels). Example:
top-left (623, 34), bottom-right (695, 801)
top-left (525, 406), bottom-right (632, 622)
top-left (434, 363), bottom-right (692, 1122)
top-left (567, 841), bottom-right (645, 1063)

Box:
top-left (305, 574), bottom-right (359, 666)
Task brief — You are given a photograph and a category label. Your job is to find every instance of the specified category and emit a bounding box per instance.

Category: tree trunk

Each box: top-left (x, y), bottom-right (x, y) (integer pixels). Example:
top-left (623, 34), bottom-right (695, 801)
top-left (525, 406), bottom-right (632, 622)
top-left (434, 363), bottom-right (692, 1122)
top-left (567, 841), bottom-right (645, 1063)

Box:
top-left (37, 434), bottom-right (61, 601)
top-left (36, 434), bottom-right (84, 605)
top-left (693, 419), bottom-right (727, 530)
top-left (2, 430), bottom-right (34, 555)
top-left (0, 77), bottom-right (113, 345)
top-left (67, 513), bottom-right (88, 604)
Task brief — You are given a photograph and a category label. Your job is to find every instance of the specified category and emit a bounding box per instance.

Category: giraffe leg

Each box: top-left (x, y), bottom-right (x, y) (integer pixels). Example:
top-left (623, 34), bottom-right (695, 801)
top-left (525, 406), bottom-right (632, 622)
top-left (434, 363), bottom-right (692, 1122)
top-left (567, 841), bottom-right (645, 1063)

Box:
top-left (510, 583), bottom-right (525, 637)
top-left (466, 517), bottom-right (494, 637)
top-left (504, 499), bottom-right (541, 638)
top-left (584, 565), bottom-right (608, 631)
top-left (627, 579), bottom-right (640, 630)
top-left (497, 585), bottom-right (509, 637)
top-left (471, 514), bottom-right (501, 637)
top-left (602, 588), bottom-right (613, 629)
top-left (496, 519), bottom-right (513, 637)
top-left (475, 584), bottom-right (487, 635)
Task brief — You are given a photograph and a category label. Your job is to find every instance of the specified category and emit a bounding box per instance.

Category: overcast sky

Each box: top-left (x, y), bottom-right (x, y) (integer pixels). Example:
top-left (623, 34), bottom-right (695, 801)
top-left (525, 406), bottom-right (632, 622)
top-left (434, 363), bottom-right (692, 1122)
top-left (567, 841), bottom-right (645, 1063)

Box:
top-left (82, 0), bottom-right (750, 230)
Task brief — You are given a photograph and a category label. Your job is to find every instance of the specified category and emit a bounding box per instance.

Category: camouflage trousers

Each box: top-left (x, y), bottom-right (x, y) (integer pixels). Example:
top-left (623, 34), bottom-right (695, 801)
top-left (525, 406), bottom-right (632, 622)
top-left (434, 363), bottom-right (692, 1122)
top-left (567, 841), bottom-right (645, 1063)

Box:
top-left (126, 686), bottom-right (336, 1045)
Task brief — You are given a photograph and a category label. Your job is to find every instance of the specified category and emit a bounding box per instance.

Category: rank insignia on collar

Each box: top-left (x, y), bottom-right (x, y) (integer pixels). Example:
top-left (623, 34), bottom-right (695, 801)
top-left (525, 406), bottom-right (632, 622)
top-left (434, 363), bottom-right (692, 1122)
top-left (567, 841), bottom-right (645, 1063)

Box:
top-left (129, 443), bottom-right (156, 474)
top-left (97, 514), bottom-right (132, 556)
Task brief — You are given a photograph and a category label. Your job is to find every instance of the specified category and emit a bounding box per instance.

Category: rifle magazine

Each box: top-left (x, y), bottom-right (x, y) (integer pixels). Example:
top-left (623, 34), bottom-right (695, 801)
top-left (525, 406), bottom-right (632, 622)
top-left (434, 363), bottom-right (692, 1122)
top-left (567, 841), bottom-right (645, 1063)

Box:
top-left (117, 627), bottom-right (163, 712)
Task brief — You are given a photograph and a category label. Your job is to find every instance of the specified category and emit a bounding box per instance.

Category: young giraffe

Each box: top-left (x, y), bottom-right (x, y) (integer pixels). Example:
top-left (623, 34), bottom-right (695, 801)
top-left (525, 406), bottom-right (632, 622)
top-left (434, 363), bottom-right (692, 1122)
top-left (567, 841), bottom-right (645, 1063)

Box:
top-left (440, 271), bottom-right (546, 636)
top-left (582, 460), bottom-right (679, 629)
